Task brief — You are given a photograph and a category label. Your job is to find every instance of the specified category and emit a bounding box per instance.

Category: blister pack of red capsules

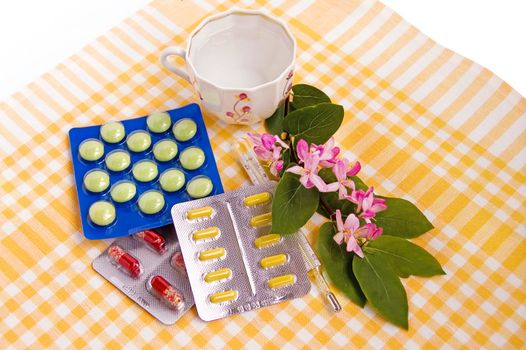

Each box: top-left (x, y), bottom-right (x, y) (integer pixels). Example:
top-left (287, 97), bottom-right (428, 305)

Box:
top-left (92, 225), bottom-right (193, 324)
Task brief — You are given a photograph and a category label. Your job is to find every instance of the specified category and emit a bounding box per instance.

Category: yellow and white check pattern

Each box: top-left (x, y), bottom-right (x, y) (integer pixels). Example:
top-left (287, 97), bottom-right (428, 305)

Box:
top-left (1, 0), bottom-right (525, 348)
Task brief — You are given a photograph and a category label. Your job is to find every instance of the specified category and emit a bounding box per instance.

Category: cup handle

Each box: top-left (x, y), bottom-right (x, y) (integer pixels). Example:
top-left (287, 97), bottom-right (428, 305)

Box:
top-left (160, 47), bottom-right (190, 82)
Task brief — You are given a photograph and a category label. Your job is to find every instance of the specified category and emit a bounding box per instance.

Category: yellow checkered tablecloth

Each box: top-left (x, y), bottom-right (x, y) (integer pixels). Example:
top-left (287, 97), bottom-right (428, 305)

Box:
top-left (1, 0), bottom-right (525, 348)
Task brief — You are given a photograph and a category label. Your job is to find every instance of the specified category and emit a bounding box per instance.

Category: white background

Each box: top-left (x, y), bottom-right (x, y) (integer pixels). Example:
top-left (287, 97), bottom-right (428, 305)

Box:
top-left (0, 0), bottom-right (525, 100)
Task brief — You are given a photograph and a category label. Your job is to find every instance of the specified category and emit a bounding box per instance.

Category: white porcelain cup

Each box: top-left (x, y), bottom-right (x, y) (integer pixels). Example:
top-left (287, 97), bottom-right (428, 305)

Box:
top-left (160, 9), bottom-right (296, 125)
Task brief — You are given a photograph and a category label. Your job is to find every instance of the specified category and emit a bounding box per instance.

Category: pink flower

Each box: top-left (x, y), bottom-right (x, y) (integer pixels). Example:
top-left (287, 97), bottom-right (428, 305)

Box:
top-left (239, 93), bottom-right (248, 100)
top-left (288, 140), bottom-right (338, 192)
top-left (332, 210), bottom-right (363, 257)
top-left (331, 158), bottom-right (361, 199)
top-left (355, 223), bottom-right (383, 240)
top-left (348, 187), bottom-right (387, 221)
top-left (248, 132), bottom-right (288, 177)
top-left (311, 138), bottom-right (340, 168)
top-left (242, 106), bottom-right (251, 113)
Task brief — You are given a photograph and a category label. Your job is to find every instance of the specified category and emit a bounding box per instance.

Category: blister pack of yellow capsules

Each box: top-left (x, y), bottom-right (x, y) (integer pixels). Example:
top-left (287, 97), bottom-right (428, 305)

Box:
top-left (171, 182), bottom-right (311, 321)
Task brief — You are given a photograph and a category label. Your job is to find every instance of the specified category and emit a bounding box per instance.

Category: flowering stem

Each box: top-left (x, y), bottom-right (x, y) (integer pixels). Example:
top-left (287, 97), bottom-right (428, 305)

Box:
top-left (319, 196), bottom-right (335, 217)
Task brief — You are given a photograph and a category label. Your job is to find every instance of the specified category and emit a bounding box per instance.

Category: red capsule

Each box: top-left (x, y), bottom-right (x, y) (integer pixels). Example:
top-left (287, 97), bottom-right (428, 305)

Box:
top-left (148, 275), bottom-right (184, 310)
top-left (170, 251), bottom-right (187, 276)
top-left (108, 245), bottom-right (142, 278)
top-left (135, 229), bottom-right (166, 254)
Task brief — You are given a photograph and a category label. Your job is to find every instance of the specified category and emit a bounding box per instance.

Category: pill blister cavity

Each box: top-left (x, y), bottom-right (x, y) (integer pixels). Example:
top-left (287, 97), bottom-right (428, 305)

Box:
top-left (135, 229), bottom-right (166, 254)
top-left (79, 139), bottom-right (104, 161)
top-left (132, 160), bottom-right (158, 182)
top-left (108, 245), bottom-right (142, 278)
top-left (186, 206), bottom-right (214, 220)
top-left (148, 275), bottom-right (185, 310)
top-left (180, 146), bottom-right (205, 170)
top-left (268, 274), bottom-right (296, 289)
top-left (260, 253), bottom-right (289, 269)
top-left (244, 192), bottom-right (271, 206)
top-left (254, 233), bottom-right (282, 249)
top-left (172, 118), bottom-right (197, 142)
top-left (147, 112), bottom-right (171, 133)
top-left (192, 227), bottom-right (220, 242)
top-left (89, 201), bottom-right (116, 226)
top-left (127, 130), bottom-right (152, 153)
top-left (105, 150), bottom-right (131, 172)
top-left (204, 268), bottom-right (232, 283)
top-left (138, 190), bottom-right (165, 215)
top-left (100, 121), bottom-right (125, 144)
top-left (160, 168), bottom-right (185, 192)
top-left (83, 169), bottom-right (110, 193)
top-left (250, 212), bottom-right (272, 227)
top-left (209, 290), bottom-right (238, 304)
top-left (110, 181), bottom-right (137, 203)
top-left (153, 139), bottom-right (178, 162)
top-left (186, 176), bottom-right (213, 198)
top-left (198, 247), bottom-right (226, 262)
top-left (170, 251), bottom-right (187, 276)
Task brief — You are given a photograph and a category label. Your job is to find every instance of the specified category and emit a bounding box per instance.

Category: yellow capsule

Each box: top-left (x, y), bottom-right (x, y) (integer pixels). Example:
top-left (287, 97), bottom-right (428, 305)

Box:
top-left (250, 212), bottom-right (272, 227)
top-left (254, 233), bottom-right (282, 249)
top-left (243, 192), bottom-right (271, 206)
top-left (260, 254), bottom-right (288, 269)
top-left (192, 227), bottom-right (220, 241)
top-left (268, 274), bottom-right (296, 289)
top-left (209, 290), bottom-right (238, 303)
top-left (186, 206), bottom-right (214, 220)
top-left (204, 268), bottom-right (232, 283)
top-left (198, 247), bottom-right (225, 261)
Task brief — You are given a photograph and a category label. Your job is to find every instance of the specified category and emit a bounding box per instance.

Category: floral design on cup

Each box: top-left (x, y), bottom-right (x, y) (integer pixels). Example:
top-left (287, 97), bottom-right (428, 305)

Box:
top-left (282, 70), bottom-right (294, 97)
top-left (226, 93), bottom-right (251, 122)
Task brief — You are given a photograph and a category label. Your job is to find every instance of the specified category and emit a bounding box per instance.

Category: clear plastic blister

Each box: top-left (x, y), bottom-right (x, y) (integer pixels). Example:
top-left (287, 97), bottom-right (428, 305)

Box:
top-left (92, 225), bottom-right (194, 324)
top-left (171, 182), bottom-right (311, 321)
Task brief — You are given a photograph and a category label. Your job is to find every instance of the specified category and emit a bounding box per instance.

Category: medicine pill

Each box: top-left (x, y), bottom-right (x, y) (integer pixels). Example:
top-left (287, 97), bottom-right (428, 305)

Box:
top-left (100, 121), bottom-right (125, 143)
top-left (186, 176), bottom-right (213, 198)
top-left (148, 275), bottom-right (185, 309)
top-left (89, 201), bottom-right (116, 226)
top-left (147, 112), bottom-right (171, 133)
top-left (268, 274), bottom-right (296, 289)
top-left (260, 254), bottom-right (288, 269)
top-left (127, 131), bottom-right (151, 152)
top-left (244, 192), bottom-right (271, 206)
top-left (79, 139), bottom-right (104, 161)
top-left (254, 234), bottom-right (282, 249)
top-left (108, 245), bottom-right (142, 278)
top-left (105, 150), bottom-right (131, 172)
top-left (209, 290), bottom-right (238, 304)
top-left (132, 160), bottom-right (158, 182)
top-left (186, 206), bottom-right (214, 220)
top-left (172, 118), bottom-right (197, 141)
top-left (159, 168), bottom-right (185, 192)
top-left (138, 191), bottom-right (165, 214)
top-left (250, 212), bottom-right (272, 227)
top-left (198, 247), bottom-right (225, 261)
top-left (83, 170), bottom-right (110, 193)
top-left (192, 227), bottom-right (220, 241)
top-left (170, 251), bottom-right (187, 276)
top-left (180, 147), bottom-right (205, 170)
top-left (110, 181), bottom-right (136, 203)
top-left (153, 139), bottom-right (178, 162)
top-left (204, 268), bottom-right (232, 283)
top-left (135, 229), bottom-right (166, 254)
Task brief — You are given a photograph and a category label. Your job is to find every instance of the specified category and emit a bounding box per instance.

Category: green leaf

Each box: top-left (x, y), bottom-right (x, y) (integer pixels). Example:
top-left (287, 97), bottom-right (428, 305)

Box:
top-left (353, 250), bottom-right (408, 329)
top-left (317, 222), bottom-right (365, 306)
top-left (271, 168), bottom-right (319, 234)
top-left (366, 236), bottom-right (445, 278)
top-left (375, 197), bottom-right (434, 238)
top-left (279, 148), bottom-right (291, 176)
top-left (316, 168), bottom-right (356, 218)
top-left (350, 176), bottom-right (368, 191)
top-left (265, 101), bottom-right (286, 136)
top-left (291, 84), bottom-right (331, 110)
top-left (283, 103), bottom-right (344, 145)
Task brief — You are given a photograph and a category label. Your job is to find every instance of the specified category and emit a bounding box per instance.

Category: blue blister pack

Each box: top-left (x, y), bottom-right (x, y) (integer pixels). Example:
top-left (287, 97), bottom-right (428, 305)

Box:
top-left (69, 103), bottom-right (224, 240)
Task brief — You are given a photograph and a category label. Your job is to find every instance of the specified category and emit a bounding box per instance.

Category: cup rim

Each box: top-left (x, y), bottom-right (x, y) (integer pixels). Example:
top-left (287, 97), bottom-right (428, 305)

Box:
top-left (185, 9), bottom-right (296, 92)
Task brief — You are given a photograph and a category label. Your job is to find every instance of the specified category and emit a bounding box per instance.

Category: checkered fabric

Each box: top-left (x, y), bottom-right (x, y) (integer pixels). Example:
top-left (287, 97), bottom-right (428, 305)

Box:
top-left (1, 0), bottom-right (525, 348)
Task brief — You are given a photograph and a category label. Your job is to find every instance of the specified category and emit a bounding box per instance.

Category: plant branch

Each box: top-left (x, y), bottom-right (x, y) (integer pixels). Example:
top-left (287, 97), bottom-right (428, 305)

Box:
top-left (319, 196), bottom-right (335, 218)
